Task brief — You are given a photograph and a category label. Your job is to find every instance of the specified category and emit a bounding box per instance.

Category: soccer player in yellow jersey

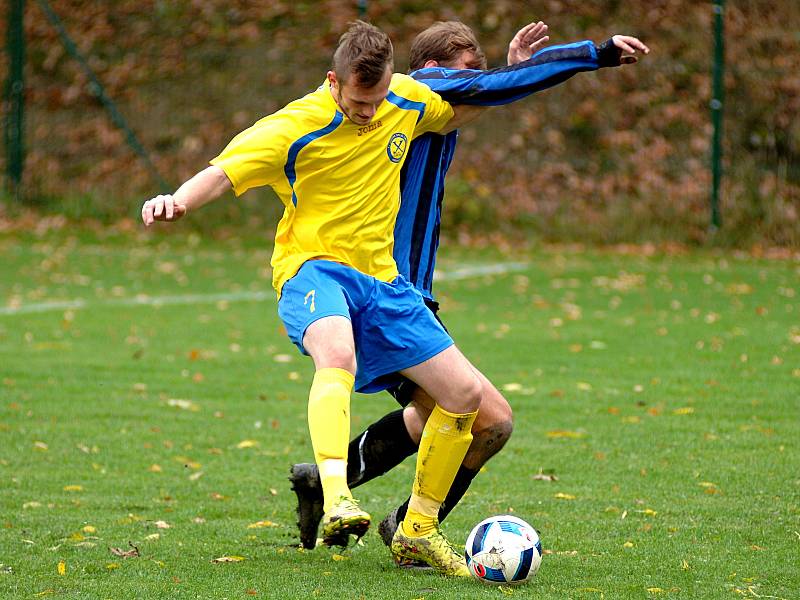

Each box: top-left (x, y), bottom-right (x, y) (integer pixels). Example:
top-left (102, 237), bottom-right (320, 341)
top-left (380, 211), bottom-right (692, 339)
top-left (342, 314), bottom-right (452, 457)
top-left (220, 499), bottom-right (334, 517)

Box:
top-left (142, 21), bottom-right (488, 576)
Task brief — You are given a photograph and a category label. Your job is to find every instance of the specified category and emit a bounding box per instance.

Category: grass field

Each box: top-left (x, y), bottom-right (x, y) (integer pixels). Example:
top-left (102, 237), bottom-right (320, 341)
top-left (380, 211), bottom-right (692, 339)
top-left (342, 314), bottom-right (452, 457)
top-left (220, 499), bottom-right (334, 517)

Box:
top-left (1, 231), bottom-right (798, 599)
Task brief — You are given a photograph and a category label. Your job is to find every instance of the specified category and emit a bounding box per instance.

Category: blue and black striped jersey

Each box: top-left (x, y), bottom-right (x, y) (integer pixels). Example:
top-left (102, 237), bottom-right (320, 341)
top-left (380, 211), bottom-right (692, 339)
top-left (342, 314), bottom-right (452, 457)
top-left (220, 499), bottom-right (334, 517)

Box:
top-left (394, 41), bottom-right (601, 300)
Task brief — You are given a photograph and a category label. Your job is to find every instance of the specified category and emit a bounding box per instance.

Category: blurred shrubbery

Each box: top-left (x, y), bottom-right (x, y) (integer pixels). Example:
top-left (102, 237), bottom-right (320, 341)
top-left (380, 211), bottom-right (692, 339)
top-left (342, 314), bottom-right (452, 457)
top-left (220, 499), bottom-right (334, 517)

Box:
top-left (1, 0), bottom-right (798, 246)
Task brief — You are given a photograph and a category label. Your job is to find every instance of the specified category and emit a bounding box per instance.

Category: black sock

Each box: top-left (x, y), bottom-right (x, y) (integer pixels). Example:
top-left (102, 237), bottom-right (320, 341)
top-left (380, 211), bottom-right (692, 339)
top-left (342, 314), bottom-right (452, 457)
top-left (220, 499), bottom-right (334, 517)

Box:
top-left (347, 409), bottom-right (417, 489)
top-left (395, 465), bottom-right (480, 524)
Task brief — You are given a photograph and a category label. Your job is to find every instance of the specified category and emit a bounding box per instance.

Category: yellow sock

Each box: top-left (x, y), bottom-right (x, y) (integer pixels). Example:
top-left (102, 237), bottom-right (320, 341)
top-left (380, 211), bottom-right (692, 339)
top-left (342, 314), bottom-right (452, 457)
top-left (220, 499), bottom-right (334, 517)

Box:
top-left (402, 404), bottom-right (477, 537)
top-left (307, 367), bottom-right (355, 513)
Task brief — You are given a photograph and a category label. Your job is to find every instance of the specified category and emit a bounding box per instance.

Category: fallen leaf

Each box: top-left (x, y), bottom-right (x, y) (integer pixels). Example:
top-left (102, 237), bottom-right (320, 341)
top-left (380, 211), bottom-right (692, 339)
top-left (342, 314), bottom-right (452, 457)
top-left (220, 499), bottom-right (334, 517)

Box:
top-left (166, 399), bottom-right (200, 412)
top-left (554, 492), bottom-right (576, 500)
top-left (211, 556), bottom-right (246, 563)
top-left (647, 588), bottom-right (665, 594)
top-left (153, 521), bottom-right (171, 529)
top-left (57, 561), bottom-right (66, 576)
top-left (109, 543), bottom-right (140, 558)
top-left (247, 520), bottom-right (278, 529)
top-left (532, 471), bottom-right (558, 482)
top-left (673, 407), bottom-right (695, 415)
top-left (547, 430), bottom-right (585, 439)
top-left (236, 440), bottom-right (259, 449)
top-left (331, 554), bottom-right (348, 561)
top-left (148, 464), bottom-right (162, 473)
top-left (623, 541), bottom-right (634, 548)
top-left (63, 485), bottom-right (83, 492)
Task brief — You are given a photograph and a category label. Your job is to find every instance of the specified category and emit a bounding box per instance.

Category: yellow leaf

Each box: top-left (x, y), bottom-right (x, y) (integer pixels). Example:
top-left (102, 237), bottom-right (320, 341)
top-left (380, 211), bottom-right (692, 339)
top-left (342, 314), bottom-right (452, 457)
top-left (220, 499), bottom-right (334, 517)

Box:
top-left (642, 509), bottom-right (658, 517)
top-left (148, 464), bottom-right (162, 473)
top-left (82, 525), bottom-right (96, 534)
top-left (68, 532), bottom-right (85, 542)
top-left (554, 492), bottom-right (576, 500)
top-left (236, 440), bottom-right (259, 449)
top-left (34, 441), bottom-right (49, 451)
top-left (673, 407), bottom-right (694, 415)
top-left (502, 383), bottom-right (522, 392)
top-left (681, 559), bottom-right (690, 570)
top-left (63, 485), bottom-right (83, 492)
top-left (247, 520), bottom-right (278, 529)
top-left (577, 382), bottom-right (592, 391)
top-left (212, 555), bottom-right (246, 563)
top-left (547, 430), bottom-right (585, 439)
top-left (331, 554), bottom-right (348, 561)
top-left (57, 561), bottom-right (66, 576)
top-left (153, 520), bottom-right (171, 529)
top-left (623, 541), bottom-right (634, 548)
top-left (106, 563), bottom-right (120, 570)
top-left (647, 588), bottom-right (665, 594)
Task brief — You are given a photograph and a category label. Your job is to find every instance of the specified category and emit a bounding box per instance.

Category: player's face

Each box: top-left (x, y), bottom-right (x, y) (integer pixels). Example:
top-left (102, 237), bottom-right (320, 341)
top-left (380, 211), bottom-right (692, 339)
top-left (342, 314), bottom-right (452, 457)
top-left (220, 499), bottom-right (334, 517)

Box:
top-left (423, 50), bottom-right (482, 70)
top-left (328, 67), bottom-right (392, 126)
top-left (445, 50), bottom-right (480, 70)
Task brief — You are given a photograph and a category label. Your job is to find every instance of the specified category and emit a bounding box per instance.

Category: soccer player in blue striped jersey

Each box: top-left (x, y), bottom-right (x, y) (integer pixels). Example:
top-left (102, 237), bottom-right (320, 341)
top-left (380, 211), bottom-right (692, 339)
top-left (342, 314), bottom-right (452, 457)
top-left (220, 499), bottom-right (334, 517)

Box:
top-left (289, 21), bottom-right (649, 562)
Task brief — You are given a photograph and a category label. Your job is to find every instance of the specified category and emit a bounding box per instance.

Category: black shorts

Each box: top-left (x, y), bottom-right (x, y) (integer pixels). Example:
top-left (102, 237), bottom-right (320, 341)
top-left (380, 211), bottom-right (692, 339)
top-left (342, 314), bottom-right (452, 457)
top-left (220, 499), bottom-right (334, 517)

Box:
top-left (386, 298), bottom-right (446, 407)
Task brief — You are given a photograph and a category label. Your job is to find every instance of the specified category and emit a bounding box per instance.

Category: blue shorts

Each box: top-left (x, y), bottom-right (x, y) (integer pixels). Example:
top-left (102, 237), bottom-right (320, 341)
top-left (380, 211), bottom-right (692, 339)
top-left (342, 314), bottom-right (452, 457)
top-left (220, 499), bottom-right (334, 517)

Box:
top-left (278, 260), bottom-right (454, 393)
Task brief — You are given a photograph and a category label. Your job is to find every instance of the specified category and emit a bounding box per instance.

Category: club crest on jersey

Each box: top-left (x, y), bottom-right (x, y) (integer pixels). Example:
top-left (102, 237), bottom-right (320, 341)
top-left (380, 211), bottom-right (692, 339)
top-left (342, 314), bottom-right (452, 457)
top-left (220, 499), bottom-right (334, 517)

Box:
top-left (387, 132), bottom-right (408, 163)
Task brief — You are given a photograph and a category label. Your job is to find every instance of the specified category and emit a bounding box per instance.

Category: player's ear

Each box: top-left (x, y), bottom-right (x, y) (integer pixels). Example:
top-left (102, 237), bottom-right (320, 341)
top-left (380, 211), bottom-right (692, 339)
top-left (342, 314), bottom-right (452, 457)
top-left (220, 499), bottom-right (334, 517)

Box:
top-left (327, 70), bottom-right (338, 91)
top-left (422, 59), bottom-right (439, 69)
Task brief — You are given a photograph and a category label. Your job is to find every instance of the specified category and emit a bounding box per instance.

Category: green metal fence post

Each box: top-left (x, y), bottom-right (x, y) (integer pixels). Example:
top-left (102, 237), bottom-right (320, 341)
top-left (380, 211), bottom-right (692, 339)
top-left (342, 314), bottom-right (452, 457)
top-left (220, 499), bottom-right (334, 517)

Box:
top-left (4, 0), bottom-right (26, 193)
top-left (710, 0), bottom-right (725, 230)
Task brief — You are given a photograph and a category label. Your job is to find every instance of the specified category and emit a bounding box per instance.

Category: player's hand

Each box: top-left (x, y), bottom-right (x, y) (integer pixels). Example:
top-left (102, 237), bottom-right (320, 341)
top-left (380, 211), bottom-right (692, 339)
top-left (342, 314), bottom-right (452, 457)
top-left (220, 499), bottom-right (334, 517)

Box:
top-left (611, 35), bottom-right (650, 64)
top-left (507, 21), bottom-right (549, 65)
top-left (141, 194), bottom-right (187, 227)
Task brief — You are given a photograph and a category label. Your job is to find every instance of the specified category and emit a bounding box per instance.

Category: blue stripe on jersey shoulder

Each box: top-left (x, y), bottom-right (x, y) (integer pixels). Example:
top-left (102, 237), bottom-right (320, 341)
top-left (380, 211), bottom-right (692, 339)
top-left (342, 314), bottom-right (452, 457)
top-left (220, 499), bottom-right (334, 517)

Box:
top-left (284, 111), bottom-right (344, 206)
top-left (386, 91), bottom-right (425, 123)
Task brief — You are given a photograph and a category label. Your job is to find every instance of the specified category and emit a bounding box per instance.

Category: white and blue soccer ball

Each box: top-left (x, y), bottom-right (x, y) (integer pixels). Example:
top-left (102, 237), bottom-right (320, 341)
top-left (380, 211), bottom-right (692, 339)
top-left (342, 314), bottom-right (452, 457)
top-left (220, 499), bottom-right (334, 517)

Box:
top-left (465, 515), bottom-right (542, 585)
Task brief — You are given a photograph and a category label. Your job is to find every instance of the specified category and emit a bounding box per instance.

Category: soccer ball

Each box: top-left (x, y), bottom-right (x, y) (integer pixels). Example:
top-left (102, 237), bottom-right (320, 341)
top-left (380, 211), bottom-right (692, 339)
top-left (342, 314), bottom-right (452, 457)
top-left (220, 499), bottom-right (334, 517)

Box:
top-left (465, 515), bottom-right (542, 585)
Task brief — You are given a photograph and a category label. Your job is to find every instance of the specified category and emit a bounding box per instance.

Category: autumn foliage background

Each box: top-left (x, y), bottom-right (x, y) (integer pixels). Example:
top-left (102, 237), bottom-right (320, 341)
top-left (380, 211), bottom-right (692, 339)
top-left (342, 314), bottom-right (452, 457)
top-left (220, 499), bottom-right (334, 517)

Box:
top-left (2, 0), bottom-right (798, 247)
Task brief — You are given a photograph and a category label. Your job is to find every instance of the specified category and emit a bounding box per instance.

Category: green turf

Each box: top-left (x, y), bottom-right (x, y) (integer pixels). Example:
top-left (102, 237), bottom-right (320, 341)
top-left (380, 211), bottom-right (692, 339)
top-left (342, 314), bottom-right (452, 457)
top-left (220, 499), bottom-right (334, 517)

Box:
top-left (1, 232), bottom-right (798, 599)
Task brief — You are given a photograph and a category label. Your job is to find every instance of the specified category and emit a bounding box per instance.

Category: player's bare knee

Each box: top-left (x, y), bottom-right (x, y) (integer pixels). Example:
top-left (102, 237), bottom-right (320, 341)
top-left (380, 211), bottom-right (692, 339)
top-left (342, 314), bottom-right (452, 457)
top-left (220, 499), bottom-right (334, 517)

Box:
top-left (311, 344), bottom-right (356, 372)
top-left (452, 371), bottom-right (482, 413)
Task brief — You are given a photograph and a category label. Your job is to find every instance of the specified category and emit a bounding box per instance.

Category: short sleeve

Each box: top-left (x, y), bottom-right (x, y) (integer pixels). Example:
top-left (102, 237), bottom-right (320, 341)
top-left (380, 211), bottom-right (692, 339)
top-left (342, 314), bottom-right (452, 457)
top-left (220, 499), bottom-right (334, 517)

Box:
top-left (209, 115), bottom-right (292, 197)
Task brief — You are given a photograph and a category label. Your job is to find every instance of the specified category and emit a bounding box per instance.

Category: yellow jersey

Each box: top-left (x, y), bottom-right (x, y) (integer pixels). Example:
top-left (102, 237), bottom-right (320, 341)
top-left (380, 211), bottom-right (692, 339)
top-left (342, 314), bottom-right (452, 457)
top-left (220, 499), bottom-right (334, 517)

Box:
top-left (210, 73), bottom-right (454, 295)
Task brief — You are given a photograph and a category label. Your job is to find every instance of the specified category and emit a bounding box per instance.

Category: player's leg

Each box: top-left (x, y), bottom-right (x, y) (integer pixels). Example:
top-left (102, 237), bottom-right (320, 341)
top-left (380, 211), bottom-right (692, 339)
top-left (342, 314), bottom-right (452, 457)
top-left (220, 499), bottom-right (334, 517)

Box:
top-left (289, 383), bottom-right (417, 549)
top-left (380, 374), bottom-right (512, 546)
top-left (290, 368), bottom-right (512, 549)
top-left (390, 344), bottom-right (481, 576)
top-left (279, 262), bottom-right (371, 547)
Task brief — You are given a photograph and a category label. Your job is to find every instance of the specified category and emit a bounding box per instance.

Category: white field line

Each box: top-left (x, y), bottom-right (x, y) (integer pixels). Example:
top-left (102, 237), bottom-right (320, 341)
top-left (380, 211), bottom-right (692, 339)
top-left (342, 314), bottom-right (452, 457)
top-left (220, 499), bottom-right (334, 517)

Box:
top-left (0, 261), bottom-right (530, 317)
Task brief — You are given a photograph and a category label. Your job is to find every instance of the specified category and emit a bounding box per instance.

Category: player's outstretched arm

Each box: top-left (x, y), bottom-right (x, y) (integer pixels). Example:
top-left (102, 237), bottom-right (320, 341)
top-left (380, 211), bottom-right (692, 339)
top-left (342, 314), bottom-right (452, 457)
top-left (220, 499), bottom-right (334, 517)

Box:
top-left (141, 165), bottom-right (232, 227)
